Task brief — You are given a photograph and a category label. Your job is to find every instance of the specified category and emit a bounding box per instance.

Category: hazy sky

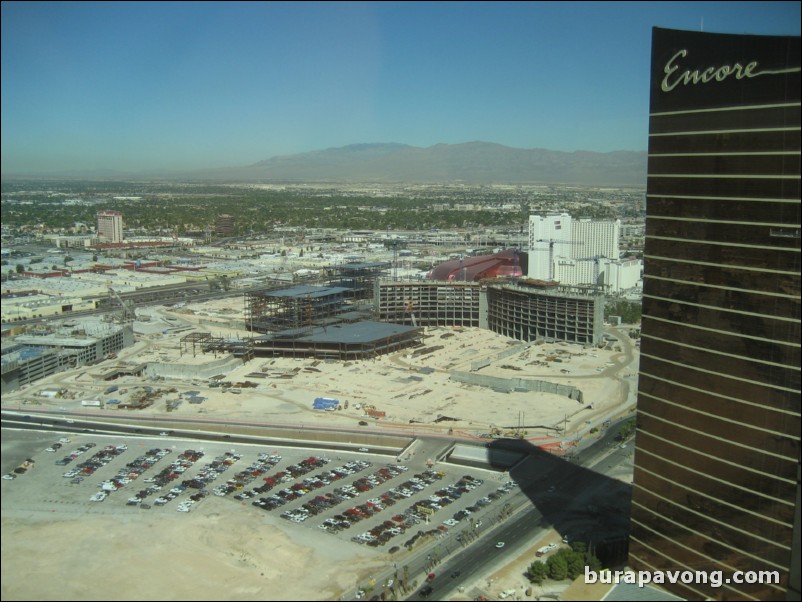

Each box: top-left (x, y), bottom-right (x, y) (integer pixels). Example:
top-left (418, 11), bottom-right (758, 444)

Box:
top-left (2, 1), bottom-right (800, 174)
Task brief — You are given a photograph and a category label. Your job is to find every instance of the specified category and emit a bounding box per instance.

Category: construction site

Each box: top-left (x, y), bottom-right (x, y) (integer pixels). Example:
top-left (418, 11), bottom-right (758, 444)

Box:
top-left (375, 279), bottom-right (603, 345)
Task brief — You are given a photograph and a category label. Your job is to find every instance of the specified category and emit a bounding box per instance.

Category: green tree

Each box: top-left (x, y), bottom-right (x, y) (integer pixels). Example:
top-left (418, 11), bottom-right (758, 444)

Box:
top-left (585, 552), bottom-right (603, 573)
top-left (526, 560), bottom-right (548, 584)
top-left (566, 552), bottom-right (585, 580)
top-left (547, 554), bottom-right (568, 581)
top-left (15, 264), bottom-right (24, 273)
top-left (616, 417), bottom-right (637, 441)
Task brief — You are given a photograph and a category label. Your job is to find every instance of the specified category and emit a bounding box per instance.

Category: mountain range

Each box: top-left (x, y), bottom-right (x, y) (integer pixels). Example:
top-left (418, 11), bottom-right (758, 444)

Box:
top-left (231, 142), bottom-right (646, 187)
top-left (3, 142), bottom-right (648, 186)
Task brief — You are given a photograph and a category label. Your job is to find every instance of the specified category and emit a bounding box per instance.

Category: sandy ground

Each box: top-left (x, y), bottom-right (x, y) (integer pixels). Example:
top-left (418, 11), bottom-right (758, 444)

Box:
top-left (2, 300), bottom-right (639, 601)
top-left (1, 506), bottom-right (384, 601)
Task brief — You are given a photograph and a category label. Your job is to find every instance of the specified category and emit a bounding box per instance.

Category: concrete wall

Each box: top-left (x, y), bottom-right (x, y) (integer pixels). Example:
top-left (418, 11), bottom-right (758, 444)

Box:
top-left (144, 354), bottom-right (243, 380)
top-left (449, 370), bottom-right (583, 402)
top-left (448, 443), bottom-right (524, 468)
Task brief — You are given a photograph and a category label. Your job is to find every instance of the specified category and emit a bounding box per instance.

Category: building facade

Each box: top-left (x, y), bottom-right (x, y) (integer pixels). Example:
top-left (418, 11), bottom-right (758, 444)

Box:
top-left (572, 218), bottom-right (621, 260)
top-left (528, 215), bottom-right (640, 292)
top-left (376, 280), bottom-right (603, 345)
top-left (528, 213), bottom-right (573, 280)
top-left (96, 210), bottom-right (123, 243)
top-left (629, 27), bottom-right (800, 601)
top-left (215, 214), bottom-right (235, 237)
top-left (1, 323), bottom-right (134, 393)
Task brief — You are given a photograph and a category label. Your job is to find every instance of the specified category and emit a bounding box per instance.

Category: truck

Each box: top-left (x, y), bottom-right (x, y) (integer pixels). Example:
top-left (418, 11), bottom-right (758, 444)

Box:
top-left (81, 399), bottom-right (103, 407)
top-left (535, 543), bottom-right (558, 557)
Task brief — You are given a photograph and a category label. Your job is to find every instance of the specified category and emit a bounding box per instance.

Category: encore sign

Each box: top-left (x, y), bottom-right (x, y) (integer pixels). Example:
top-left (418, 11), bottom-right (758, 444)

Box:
top-left (661, 49), bottom-right (801, 92)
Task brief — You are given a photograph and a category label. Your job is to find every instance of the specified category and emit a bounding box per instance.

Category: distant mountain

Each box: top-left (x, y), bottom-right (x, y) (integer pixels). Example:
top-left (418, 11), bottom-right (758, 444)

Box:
top-left (1, 142), bottom-right (648, 186)
top-left (235, 141), bottom-right (646, 187)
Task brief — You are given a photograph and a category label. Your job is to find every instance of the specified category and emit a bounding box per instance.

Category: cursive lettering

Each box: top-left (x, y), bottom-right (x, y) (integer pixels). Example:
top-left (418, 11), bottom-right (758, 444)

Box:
top-left (661, 49), bottom-right (800, 92)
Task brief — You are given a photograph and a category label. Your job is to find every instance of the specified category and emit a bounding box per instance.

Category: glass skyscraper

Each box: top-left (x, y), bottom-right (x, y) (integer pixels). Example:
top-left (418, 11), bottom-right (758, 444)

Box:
top-left (629, 28), bottom-right (800, 601)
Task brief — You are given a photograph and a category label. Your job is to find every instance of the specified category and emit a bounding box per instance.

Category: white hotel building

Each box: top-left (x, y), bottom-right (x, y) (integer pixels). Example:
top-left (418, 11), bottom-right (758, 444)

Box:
top-left (528, 214), bottom-right (641, 293)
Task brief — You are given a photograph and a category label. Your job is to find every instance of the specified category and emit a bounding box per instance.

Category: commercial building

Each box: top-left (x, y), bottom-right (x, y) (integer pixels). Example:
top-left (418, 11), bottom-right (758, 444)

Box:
top-left (96, 210), bottom-right (124, 243)
top-left (629, 27), bottom-right (800, 601)
top-left (215, 214), bottom-right (235, 237)
top-left (528, 215), bottom-right (641, 293)
top-left (528, 213), bottom-right (574, 280)
top-left (426, 249), bottom-right (525, 281)
top-left (1, 322), bottom-right (134, 393)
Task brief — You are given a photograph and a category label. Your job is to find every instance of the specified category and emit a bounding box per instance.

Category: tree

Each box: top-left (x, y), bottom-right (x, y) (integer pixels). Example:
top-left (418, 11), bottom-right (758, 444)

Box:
top-left (547, 554), bottom-right (568, 581)
top-left (566, 552), bottom-right (585, 580)
top-left (585, 552), bottom-right (603, 573)
top-left (526, 560), bottom-right (548, 584)
top-left (16, 264), bottom-right (24, 273)
top-left (616, 417), bottom-right (637, 441)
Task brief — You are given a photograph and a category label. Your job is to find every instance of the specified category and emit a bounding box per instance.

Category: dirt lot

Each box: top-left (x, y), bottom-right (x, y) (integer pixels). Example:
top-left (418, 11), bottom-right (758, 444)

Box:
top-left (1, 432), bottom-right (390, 601)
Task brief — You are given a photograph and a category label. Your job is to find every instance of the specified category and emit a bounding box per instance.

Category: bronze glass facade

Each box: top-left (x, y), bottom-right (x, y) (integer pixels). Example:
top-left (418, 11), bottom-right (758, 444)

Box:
top-left (629, 28), bottom-right (800, 600)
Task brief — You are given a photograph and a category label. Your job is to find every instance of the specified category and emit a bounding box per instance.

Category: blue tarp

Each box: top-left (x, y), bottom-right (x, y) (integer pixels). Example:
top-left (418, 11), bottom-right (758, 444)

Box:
top-left (313, 397), bottom-right (340, 410)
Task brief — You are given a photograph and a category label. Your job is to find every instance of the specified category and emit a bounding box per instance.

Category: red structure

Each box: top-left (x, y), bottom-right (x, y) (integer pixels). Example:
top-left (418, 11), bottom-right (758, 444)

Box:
top-left (427, 249), bottom-right (525, 282)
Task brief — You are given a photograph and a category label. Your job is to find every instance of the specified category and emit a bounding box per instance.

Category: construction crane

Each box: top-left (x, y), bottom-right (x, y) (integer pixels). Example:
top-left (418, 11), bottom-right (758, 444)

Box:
top-left (108, 286), bottom-right (137, 323)
top-left (533, 239), bottom-right (584, 281)
top-left (405, 300), bottom-right (418, 327)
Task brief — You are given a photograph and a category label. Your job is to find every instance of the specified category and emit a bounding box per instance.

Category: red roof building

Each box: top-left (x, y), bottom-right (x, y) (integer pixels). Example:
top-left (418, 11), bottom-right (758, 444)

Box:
top-left (427, 249), bottom-right (525, 281)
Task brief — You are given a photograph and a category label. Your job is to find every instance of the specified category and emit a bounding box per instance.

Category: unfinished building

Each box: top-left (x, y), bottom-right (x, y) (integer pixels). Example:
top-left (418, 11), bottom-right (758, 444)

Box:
top-left (486, 282), bottom-right (603, 345)
top-left (375, 281), bottom-right (484, 328)
top-left (376, 280), bottom-right (603, 345)
top-left (250, 321), bottom-right (423, 360)
top-left (245, 285), bottom-right (352, 334)
top-left (234, 283), bottom-right (423, 360)
top-left (329, 261), bottom-right (390, 301)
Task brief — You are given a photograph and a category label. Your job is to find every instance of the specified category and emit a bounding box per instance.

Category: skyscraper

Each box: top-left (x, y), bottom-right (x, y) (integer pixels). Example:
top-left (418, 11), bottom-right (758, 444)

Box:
top-left (215, 213), bottom-right (235, 237)
top-left (528, 213), bottom-right (573, 280)
top-left (629, 27), bottom-right (800, 601)
top-left (96, 210), bottom-right (123, 243)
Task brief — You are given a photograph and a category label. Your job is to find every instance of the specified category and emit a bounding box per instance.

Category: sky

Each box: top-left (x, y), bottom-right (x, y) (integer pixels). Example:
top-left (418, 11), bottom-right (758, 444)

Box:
top-left (1, 1), bottom-right (800, 174)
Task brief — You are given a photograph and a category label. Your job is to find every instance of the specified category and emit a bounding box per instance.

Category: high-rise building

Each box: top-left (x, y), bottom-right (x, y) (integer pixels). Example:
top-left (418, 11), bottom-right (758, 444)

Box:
top-left (629, 27), bottom-right (800, 601)
top-left (572, 219), bottom-right (620, 260)
top-left (528, 215), bottom-right (640, 291)
top-left (528, 213), bottom-right (573, 280)
top-left (215, 214), bottom-right (235, 237)
top-left (96, 210), bottom-right (123, 243)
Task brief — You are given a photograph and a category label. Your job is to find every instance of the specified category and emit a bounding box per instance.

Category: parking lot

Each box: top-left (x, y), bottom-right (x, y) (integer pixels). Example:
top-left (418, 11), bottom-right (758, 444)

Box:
top-left (2, 430), bottom-right (517, 569)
